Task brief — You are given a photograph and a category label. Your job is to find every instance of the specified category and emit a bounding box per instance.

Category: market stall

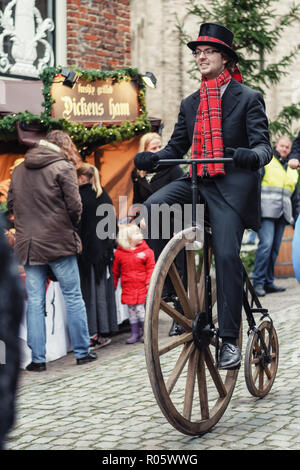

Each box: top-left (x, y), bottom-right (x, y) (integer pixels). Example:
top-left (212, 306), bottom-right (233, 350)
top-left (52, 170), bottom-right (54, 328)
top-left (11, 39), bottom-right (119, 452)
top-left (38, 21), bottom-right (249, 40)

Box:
top-left (0, 66), bottom-right (161, 365)
top-left (0, 67), bottom-right (161, 211)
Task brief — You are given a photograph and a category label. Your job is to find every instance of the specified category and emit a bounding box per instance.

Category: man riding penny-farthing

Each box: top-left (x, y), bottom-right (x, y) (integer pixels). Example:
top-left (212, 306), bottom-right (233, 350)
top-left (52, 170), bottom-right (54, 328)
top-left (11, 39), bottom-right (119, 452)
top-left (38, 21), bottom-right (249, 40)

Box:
top-left (134, 23), bottom-right (279, 435)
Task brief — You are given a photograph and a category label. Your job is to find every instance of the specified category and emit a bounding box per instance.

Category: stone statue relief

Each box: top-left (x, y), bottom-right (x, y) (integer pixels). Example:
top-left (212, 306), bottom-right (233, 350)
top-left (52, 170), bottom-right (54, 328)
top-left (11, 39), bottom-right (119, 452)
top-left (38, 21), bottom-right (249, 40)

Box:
top-left (0, 0), bottom-right (55, 77)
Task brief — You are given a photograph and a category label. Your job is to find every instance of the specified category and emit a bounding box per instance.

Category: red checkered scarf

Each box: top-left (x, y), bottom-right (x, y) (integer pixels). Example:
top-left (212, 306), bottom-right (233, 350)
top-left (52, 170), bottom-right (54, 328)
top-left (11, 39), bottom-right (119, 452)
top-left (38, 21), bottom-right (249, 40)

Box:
top-left (191, 67), bottom-right (232, 177)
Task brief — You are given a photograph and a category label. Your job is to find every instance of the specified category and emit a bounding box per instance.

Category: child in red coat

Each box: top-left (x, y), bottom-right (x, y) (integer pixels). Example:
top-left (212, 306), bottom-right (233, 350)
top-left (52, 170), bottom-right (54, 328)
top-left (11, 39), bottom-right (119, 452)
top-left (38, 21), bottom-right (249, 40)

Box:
top-left (113, 223), bottom-right (155, 343)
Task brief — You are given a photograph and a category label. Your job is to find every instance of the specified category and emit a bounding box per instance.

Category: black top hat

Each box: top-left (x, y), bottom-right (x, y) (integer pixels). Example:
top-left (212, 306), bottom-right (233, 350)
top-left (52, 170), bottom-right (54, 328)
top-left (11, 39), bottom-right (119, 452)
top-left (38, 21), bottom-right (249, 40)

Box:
top-left (187, 23), bottom-right (238, 62)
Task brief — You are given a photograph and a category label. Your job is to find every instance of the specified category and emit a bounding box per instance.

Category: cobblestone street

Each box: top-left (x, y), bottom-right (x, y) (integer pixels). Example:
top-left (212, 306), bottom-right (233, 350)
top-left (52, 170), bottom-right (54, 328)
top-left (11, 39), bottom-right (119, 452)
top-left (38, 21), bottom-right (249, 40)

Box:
top-left (4, 277), bottom-right (300, 451)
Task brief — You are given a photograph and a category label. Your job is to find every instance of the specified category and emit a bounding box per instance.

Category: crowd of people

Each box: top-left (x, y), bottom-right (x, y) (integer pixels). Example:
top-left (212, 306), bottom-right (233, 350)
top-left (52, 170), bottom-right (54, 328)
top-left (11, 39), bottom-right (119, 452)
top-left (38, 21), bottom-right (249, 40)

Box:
top-left (3, 130), bottom-right (159, 374)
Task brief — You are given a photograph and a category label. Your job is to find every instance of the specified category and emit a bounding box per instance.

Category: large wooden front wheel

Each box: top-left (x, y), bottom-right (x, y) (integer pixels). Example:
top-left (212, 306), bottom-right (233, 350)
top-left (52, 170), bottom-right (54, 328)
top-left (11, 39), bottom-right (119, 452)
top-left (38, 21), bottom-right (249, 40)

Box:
top-left (144, 226), bottom-right (241, 436)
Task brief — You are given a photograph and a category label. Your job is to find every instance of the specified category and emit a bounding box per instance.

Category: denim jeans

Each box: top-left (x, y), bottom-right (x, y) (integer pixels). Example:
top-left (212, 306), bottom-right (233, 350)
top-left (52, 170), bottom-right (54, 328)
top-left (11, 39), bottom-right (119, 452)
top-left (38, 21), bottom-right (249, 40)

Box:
top-left (247, 230), bottom-right (257, 243)
top-left (24, 256), bottom-right (90, 363)
top-left (252, 218), bottom-right (286, 287)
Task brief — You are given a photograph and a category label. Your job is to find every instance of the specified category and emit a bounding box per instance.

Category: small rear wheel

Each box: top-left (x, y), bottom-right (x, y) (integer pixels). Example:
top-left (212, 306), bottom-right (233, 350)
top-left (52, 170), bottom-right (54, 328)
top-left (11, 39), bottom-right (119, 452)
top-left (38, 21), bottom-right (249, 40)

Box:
top-left (244, 320), bottom-right (279, 398)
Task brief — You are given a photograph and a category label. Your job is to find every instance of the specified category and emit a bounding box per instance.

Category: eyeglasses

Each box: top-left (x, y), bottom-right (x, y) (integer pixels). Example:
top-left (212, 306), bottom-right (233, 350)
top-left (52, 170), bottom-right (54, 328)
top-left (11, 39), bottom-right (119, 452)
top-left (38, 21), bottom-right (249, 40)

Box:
top-left (192, 48), bottom-right (221, 58)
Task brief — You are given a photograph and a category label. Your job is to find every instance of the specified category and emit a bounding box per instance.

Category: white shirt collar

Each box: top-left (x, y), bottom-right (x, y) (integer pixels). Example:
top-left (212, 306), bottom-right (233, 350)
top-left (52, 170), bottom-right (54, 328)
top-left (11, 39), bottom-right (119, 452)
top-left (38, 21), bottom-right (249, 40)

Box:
top-left (221, 80), bottom-right (230, 97)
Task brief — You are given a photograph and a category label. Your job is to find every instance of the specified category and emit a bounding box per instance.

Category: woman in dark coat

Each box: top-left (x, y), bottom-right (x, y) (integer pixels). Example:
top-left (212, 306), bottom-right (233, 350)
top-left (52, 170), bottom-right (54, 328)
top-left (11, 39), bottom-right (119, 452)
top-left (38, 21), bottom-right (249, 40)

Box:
top-left (77, 163), bottom-right (118, 348)
top-left (131, 132), bottom-right (184, 204)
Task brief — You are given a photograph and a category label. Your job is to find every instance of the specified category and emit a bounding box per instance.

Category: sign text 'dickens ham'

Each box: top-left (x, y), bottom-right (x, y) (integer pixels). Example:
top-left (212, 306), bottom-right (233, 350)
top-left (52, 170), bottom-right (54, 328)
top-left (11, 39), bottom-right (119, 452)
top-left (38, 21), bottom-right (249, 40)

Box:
top-left (50, 78), bottom-right (140, 124)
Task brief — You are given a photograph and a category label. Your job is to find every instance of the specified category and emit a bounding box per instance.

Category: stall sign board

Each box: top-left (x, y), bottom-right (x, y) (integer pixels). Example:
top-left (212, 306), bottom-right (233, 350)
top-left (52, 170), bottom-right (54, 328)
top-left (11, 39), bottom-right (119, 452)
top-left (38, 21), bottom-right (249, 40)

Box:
top-left (51, 78), bottom-right (140, 124)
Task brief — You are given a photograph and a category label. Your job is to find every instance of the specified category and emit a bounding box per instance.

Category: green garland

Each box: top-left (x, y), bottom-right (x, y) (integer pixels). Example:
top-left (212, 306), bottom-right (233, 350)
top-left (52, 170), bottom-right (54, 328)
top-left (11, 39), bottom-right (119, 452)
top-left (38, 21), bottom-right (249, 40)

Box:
top-left (0, 66), bottom-right (152, 153)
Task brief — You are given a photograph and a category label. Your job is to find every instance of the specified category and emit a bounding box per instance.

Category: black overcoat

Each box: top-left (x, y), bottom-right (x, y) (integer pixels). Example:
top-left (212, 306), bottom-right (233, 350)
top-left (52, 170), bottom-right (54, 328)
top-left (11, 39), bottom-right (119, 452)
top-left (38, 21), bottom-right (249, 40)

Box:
top-left (156, 79), bottom-right (272, 231)
top-left (132, 165), bottom-right (184, 204)
top-left (77, 184), bottom-right (116, 283)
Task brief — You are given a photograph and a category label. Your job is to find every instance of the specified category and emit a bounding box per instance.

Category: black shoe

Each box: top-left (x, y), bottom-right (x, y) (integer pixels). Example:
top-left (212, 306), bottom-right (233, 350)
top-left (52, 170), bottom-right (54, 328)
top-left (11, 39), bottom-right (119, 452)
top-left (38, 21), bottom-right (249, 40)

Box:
top-left (217, 343), bottom-right (241, 370)
top-left (163, 294), bottom-right (175, 303)
top-left (168, 320), bottom-right (185, 336)
top-left (162, 290), bottom-right (177, 303)
top-left (265, 284), bottom-right (286, 293)
top-left (169, 320), bottom-right (178, 336)
top-left (254, 284), bottom-right (266, 297)
top-left (169, 297), bottom-right (185, 336)
top-left (162, 286), bottom-right (176, 303)
top-left (76, 352), bottom-right (97, 365)
top-left (26, 361), bottom-right (46, 372)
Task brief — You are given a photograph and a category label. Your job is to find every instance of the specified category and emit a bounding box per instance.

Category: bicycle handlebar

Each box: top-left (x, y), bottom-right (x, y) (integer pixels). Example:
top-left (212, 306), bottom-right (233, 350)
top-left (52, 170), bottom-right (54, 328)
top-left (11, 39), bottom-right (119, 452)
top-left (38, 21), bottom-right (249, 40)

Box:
top-left (157, 157), bottom-right (233, 165)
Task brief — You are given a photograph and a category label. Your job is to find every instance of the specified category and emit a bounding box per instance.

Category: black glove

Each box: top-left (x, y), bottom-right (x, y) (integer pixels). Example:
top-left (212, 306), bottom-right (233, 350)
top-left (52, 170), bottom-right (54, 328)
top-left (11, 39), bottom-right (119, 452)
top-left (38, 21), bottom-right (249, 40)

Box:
top-left (134, 152), bottom-right (160, 171)
top-left (231, 147), bottom-right (260, 171)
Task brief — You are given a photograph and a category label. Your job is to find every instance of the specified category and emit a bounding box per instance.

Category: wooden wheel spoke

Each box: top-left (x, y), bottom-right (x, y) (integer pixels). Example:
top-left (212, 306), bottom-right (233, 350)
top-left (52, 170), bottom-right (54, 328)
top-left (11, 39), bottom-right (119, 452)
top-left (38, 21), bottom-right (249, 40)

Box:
top-left (252, 357), bottom-right (272, 381)
top-left (259, 368), bottom-right (264, 389)
top-left (253, 364), bottom-right (260, 384)
top-left (160, 300), bottom-right (193, 330)
top-left (185, 249), bottom-right (200, 314)
top-left (197, 350), bottom-right (209, 420)
top-left (159, 332), bottom-right (193, 356)
top-left (168, 262), bottom-right (194, 319)
top-left (254, 342), bottom-right (262, 356)
top-left (263, 365), bottom-right (272, 380)
top-left (251, 357), bottom-right (260, 365)
top-left (166, 342), bottom-right (195, 395)
top-left (197, 262), bottom-right (205, 311)
top-left (183, 348), bottom-right (199, 420)
top-left (204, 348), bottom-right (227, 398)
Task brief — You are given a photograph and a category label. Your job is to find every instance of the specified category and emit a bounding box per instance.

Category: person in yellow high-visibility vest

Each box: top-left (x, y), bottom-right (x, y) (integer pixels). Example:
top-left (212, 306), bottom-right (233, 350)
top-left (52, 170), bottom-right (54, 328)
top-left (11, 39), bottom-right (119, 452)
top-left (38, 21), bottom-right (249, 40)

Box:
top-left (253, 135), bottom-right (300, 296)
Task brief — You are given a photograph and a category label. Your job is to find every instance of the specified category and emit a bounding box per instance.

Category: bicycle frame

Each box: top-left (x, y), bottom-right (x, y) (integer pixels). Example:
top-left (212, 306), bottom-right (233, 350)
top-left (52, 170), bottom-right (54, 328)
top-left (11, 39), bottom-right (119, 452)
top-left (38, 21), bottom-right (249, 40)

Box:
top-left (157, 157), bottom-right (274, 359)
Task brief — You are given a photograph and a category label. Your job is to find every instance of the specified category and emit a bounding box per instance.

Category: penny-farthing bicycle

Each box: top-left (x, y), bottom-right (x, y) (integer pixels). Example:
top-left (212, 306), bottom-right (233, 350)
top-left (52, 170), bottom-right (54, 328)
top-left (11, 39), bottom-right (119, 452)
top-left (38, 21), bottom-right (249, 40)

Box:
top-left (144, 158), bottom-right (279, 436)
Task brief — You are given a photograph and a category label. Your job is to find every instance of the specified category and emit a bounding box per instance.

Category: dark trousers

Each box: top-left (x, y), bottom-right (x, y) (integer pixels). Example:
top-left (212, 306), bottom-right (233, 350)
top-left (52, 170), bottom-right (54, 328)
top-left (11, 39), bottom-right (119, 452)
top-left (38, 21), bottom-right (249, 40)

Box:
top-left (144, 178), bottom-right (245, 338)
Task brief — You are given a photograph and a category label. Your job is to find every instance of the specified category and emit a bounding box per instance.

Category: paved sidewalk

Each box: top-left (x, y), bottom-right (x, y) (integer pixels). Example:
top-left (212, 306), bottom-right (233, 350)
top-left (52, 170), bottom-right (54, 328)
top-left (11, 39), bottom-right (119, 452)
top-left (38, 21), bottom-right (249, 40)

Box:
top-left (4, 277), bottom-right (300, 450)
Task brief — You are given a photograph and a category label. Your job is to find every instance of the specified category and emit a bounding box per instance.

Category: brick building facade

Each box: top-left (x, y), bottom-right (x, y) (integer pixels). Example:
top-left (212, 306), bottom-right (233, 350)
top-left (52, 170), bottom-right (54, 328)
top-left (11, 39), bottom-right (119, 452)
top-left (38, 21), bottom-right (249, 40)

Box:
top-left (66, 0), bottom-right (131, 70)
top-left (0, 0), bottom-right (132, 80)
